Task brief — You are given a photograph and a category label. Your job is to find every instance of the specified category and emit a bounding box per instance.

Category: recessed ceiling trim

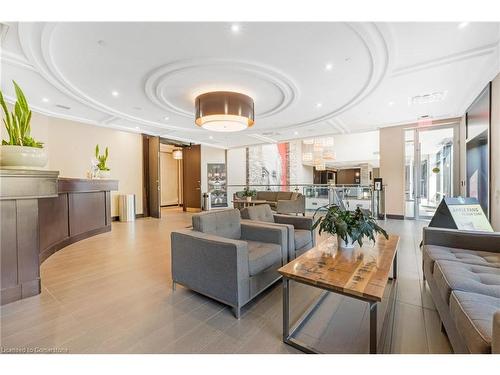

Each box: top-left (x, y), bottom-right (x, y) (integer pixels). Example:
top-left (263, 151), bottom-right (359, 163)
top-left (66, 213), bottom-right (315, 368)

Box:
top-left (144, 58), bottom-right (299, 119)
top-left (391, 42), bottom-right (499, 77)
top-left (17, 22), bottom-right (190, 133)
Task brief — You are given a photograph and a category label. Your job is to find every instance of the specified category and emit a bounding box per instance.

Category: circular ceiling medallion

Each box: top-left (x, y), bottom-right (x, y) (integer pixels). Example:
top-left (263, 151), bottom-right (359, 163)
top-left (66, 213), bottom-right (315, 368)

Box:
top-left (144, 58), bottom-right (298, 119)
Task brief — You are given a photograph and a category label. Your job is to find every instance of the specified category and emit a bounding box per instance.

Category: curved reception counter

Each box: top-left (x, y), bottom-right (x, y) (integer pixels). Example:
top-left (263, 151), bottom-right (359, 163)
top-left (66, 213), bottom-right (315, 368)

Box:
top-left (0, 169), bottom-right (118, 305)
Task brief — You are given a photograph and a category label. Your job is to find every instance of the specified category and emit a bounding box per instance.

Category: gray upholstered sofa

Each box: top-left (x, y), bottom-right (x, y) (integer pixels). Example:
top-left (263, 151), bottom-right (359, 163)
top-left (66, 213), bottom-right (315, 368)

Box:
top-left (240, 204), bottom-right (316, 261)
top-left (422, 227), bottom-right (500, 353)
top-left (171, 209), bottom-right (288, 318)
top-left (256, 191), bottom-right (306, 215)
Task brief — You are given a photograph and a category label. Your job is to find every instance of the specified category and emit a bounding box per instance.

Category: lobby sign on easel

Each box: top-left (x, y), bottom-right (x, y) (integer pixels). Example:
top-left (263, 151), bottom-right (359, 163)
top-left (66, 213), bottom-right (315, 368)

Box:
top-left (429, 197), bottom-right (493, 232)
top-left (207, 163), bottom-right (227, 208)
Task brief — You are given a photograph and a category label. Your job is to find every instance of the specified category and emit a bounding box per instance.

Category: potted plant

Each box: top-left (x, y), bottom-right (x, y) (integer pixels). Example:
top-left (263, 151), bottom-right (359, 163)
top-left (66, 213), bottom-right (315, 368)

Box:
top-left (95, 144), bottom-right (110, 178)
top-left (242, 187), bottom-right (256, 202)
top-left (312, 205), bottom-right (388, 250)
top-left (0, 81), bottom-right (47, 169)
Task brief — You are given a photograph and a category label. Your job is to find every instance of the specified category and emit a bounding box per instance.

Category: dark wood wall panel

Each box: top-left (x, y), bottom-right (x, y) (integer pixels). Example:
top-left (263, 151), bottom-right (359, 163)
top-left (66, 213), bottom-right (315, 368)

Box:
top-left (69, 192), bottom-right (106, 236)
top-left (39, 194), bottom-right (69, 251)
top-left (1, 201), bottom-right (18, 291)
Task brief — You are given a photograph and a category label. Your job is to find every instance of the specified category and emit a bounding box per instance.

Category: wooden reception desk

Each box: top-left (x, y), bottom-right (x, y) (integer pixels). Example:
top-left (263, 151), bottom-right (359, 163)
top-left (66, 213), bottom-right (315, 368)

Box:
top-left (0, 170), bottom-right (118, 305)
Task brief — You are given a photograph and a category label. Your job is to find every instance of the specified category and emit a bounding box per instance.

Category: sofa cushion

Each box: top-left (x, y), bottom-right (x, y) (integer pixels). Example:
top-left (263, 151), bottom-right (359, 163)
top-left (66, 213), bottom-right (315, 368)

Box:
top-left (240, 204), bottom-right (275, 223)
top-left (433, 260), bottom-right (500, 305)
top-left (295, 229), bottom-right (312, 252)
top-left (424, 245), bottom-right (500, 272)
top-left (276, 191), bottom-right (293, 201)
top-left (192, 209), bottom-right (241, 240)
top-left (247, 240), bottom-right (282, 276)
top-left (449, 291), bottom-right (500, 353)
top-left (256, 191), bottom-right (278, 202)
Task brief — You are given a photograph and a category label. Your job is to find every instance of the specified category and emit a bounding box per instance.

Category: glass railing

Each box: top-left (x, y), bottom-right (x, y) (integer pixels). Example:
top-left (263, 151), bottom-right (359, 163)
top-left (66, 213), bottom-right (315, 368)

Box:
top-left (226, 184), bottom-right (385, 217)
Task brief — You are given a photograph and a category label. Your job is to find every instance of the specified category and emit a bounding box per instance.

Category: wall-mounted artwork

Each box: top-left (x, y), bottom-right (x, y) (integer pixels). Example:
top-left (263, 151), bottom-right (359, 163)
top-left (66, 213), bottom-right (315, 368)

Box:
top-left (247, 143), bottom-right (289, 189)
top-left (207, 163), bottom-right (227, 208)
top-left (466, 82), bottom-right (491, 218)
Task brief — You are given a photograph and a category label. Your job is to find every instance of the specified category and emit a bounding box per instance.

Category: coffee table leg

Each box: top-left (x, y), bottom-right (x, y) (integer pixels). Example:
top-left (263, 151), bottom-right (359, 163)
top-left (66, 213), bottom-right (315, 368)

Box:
top-left (370, 302), bottom-right (377, 354)
top-left (283, 277), bottom-right (290, 341)
top-left (393, 252), bottom-right (398, 279)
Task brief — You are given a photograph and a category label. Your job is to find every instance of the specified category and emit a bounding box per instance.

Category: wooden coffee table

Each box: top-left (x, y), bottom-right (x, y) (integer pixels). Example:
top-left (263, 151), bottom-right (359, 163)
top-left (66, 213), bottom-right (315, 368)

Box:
top-left (232, 199), bottom-right (267, 209)
top-left (278, 234), bottom-right (399, 354)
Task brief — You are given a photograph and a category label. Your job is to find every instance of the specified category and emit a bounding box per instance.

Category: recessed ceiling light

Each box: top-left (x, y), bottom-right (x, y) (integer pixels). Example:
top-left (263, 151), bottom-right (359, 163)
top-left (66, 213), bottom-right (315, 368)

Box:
top-left (458, 22), bottom-right (469, 29)
top-left (164, 116), bottom-right (169, 121)
top-left (294, 131), bottom-right (299, 135)
top-left (135, 126), bottom-right (140, 130)
top-left (209, 135), bottom-right (214, 140)
top-left (325, 63), bottom-right (333, 71)
top-left (316, 102), bottom-right (323, 108)
top-left (42, 97), bottom-right (49, 103)
top-left (111, 91), bottom-right (119, 97)
top-left (388, 101), bottom-right (395, 106)
top-left (231, 24), bottom-right (240, 33)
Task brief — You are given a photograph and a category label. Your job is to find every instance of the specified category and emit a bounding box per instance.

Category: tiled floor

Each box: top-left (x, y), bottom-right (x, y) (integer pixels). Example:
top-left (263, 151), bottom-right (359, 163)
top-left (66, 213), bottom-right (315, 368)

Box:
top-left (0, 207), bottom-right (452, 354)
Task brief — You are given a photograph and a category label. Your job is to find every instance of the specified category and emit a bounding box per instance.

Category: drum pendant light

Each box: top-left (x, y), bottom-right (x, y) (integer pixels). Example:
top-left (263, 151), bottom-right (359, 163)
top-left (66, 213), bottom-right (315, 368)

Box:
top-left (195, 91), bottom-right (254, 132)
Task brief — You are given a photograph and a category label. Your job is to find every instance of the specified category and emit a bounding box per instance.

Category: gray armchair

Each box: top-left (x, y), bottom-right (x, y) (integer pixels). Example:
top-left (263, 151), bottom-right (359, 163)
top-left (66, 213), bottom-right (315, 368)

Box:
top-left (240, 204), bottom-right (316, 261)
top-left (171, 209), bottom-right (287, 318)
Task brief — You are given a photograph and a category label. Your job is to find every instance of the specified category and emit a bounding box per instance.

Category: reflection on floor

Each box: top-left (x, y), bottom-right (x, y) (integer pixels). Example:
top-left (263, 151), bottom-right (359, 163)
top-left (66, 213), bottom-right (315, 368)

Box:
top-left (0, 207), bottom-right (452, 353)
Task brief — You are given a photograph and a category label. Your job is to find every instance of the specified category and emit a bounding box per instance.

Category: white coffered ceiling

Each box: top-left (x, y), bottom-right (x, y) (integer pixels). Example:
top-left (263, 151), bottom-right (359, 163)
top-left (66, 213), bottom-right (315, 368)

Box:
top-left (1, 22), bottom-right (499, 148)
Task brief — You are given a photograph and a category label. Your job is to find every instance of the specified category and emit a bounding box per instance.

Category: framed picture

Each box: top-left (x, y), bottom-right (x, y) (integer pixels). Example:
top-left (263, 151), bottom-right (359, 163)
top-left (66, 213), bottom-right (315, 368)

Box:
top-left (207, 163), bottom-right (227, 208)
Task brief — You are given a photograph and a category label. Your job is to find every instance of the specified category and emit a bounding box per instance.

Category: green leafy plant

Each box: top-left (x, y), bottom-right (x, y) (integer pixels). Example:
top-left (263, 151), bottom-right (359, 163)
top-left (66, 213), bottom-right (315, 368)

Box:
top-left (241, 187), bottom-right (257, 198)
top-left (312, 205), bottom-right (388, 247)
top-left (95, 144), bottom-right (110, 171)
top-left (1, 81), bottom-right (43, 148)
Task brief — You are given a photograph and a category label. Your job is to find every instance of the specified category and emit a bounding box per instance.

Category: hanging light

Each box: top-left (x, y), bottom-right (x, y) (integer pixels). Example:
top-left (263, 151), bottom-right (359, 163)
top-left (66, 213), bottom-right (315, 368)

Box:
top-left (172, 149), bottom-right (183, 160)
top-left (195, 91), bottom-right (254, 132)
top-left (315, 164), bottom-right (326, 171)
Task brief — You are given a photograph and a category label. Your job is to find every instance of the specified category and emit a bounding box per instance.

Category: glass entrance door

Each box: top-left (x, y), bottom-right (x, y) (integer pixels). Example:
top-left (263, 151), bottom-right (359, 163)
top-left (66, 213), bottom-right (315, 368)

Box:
top-left (405, 124), bottom-right (459, 220)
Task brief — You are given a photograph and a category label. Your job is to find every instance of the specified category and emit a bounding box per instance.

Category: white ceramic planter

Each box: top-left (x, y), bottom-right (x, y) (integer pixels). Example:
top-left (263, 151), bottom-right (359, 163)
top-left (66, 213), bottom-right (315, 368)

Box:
top-left (246, 196), bottom-right (252, 202)
top-left (0, 145), bottom-right (48, 169)
top-left (98, 169), bottom-right (111, 179)
top-left (337, 235), bottom-right (355, 250)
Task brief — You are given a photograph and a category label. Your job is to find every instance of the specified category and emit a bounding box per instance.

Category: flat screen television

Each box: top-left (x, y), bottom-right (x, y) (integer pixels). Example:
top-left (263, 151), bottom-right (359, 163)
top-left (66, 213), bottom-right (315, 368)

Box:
top-left (465, 83), bottom-right (491, 218)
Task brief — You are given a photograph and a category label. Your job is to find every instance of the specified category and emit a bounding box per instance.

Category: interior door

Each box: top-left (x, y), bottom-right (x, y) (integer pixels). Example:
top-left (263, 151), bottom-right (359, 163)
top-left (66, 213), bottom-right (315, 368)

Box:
top-left (182, 144), bottom-right (202, 212)
top-left (406, 124), bottom-right (459, 220)
top-left (148, 136), bottom-right (161, 218)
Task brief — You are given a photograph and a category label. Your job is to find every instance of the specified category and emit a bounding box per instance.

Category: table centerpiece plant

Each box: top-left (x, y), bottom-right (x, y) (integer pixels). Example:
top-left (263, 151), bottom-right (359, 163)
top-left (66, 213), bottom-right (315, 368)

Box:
top-left (95, 144), bottom-right (110, 178)
top-left (0, 81), bottom-right (47, 169)
top-left (242, 187), bottom-right (257, 202)
top-left (312, 204), bottom-right (388, 250)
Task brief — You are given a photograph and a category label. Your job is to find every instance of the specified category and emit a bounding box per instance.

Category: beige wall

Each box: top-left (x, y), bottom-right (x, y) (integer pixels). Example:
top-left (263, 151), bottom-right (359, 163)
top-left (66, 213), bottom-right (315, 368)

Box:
top-left (379, 126), bottom-right (405, 216)
top-left (1, 110), bottom-right (143, 216)
top-left (490, 73), bottom-right (500, 231)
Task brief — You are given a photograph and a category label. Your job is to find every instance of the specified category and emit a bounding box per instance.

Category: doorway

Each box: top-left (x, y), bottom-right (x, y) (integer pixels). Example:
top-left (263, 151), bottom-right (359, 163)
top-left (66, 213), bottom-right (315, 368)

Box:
top-left (405, 123), bottom-right (459, 220)
top-left (159, 143), bottom-right (183, 208)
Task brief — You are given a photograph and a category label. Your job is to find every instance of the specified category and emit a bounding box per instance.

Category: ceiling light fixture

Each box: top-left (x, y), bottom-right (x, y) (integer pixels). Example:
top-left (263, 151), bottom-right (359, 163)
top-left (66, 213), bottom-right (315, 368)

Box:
top-left (111, 91), bottom-right (119, 97)
top-left (231, 24), bottom-right (240, 33)
top-left (172, 149), bottom-right (183, 160)
top-left (325, 63), bottom-right (333, 71)
top-left (458, 22), bottom-right (469, 29)
top-left (316, 102), bottom-right (323, 108)
top-left (195, 91), bottom-right (254, 132)
top-left (42, 98), bottom-right (49, 103)
top-left (294, 131), bottom-right (299, 136)
top-left (388, 101), bottom-right (394, 106)
top-left (164, 116), bottom-right (170, 121)
top-left (209, 135), bottom-right (214, 140)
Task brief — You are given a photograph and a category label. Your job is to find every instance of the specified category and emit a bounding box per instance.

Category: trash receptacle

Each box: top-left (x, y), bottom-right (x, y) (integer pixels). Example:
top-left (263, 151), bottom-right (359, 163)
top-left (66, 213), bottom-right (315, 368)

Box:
top-left (119, 194), bottom-right (136, 222)
top-left (202, 192), bottom-right (211, 211)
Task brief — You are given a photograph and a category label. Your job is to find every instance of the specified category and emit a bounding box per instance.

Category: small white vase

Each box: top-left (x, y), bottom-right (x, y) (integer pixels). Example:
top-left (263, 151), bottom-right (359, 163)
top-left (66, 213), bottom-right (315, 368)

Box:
top-left (337, 235), bottom-right (355, 250)
top-left (0, 145), bottom-right (48, 169)
top-left (98, 169), bottom-right (111, 179)
top-left (246, 196), bottom-right (252, 202)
